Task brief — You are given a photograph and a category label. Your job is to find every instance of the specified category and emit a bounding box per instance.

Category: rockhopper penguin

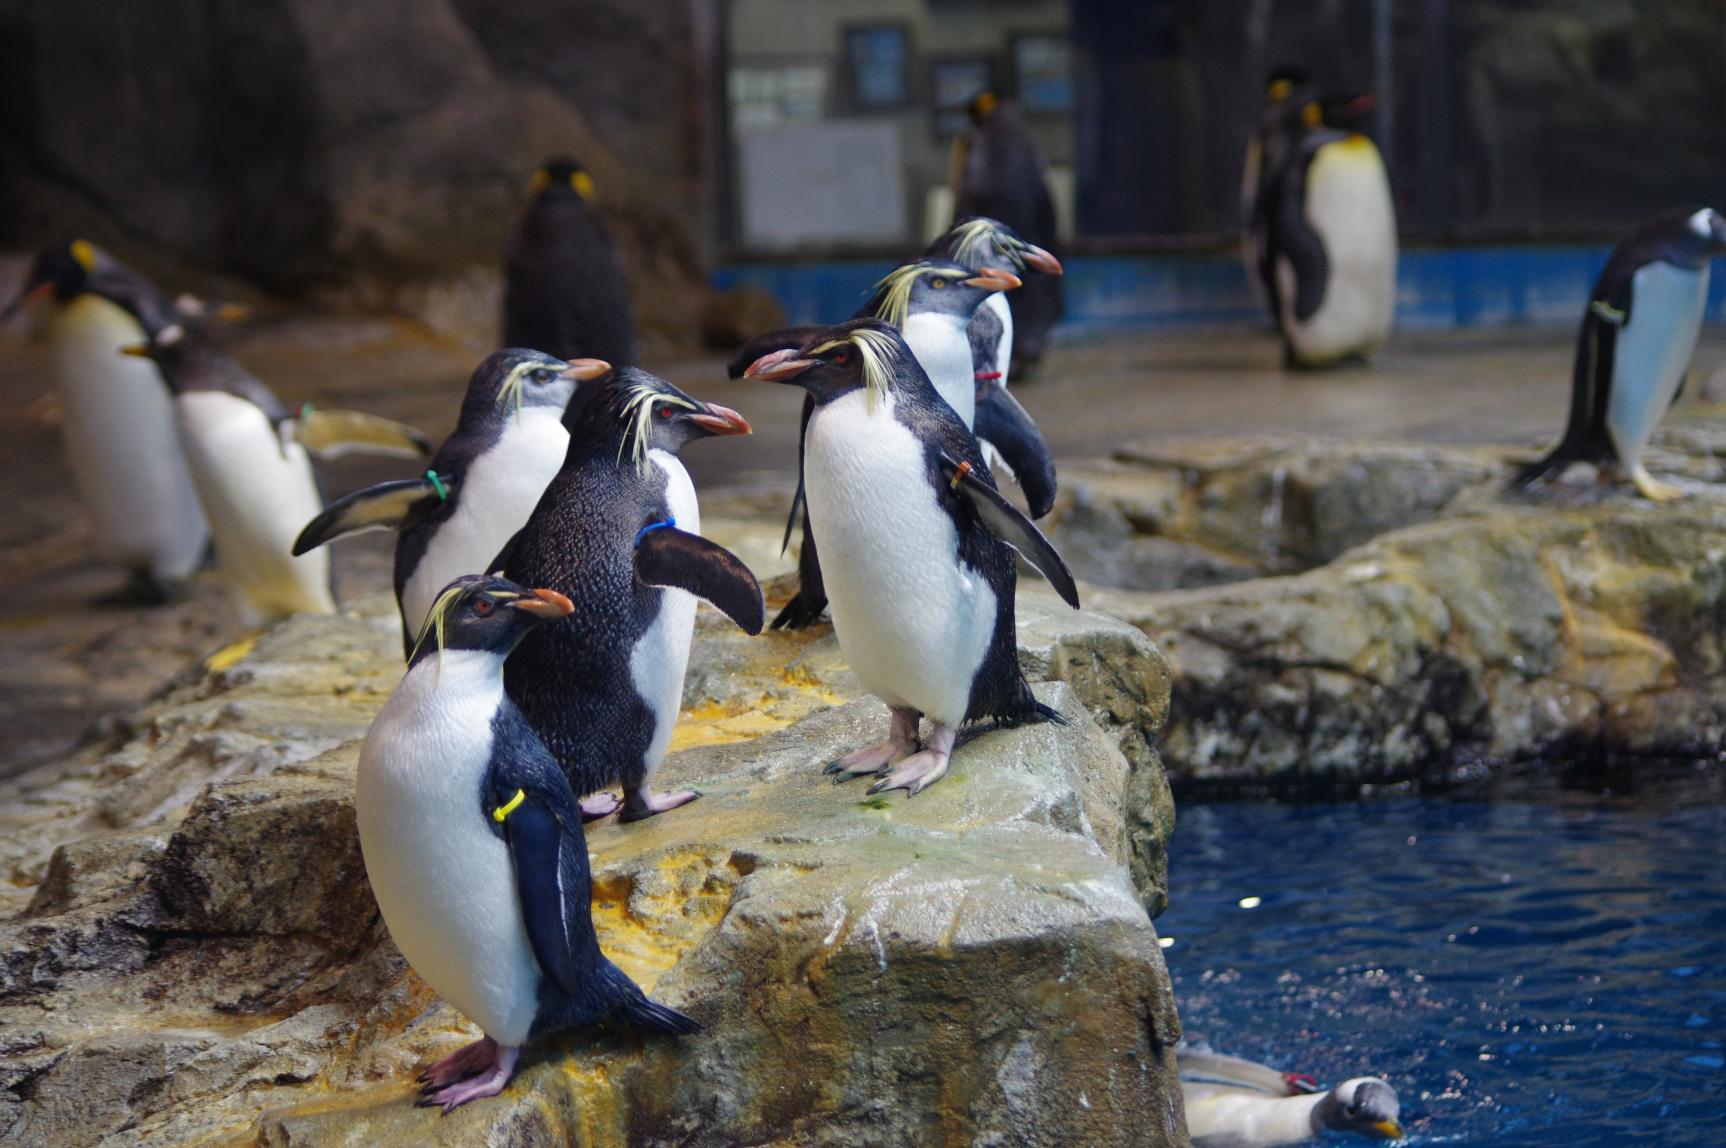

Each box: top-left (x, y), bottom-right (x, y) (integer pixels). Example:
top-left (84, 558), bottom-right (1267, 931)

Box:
top-left (1508, 206), bottom-right (1726, 501)
top-left (1178, 1039), bottom-right (1404, 1147)
top-left (746, 319), bottom-right (1079, 797)
top-left (292, 349), bottom-right (611, 654)
top-left (126, 323), bottom-right (431, 624)
top-left (2, 240), bottom-right (209, 601)
top-left (496, 369), bottom-right (765, 822)
top-left (358, 575), bottom-right (698, 1113)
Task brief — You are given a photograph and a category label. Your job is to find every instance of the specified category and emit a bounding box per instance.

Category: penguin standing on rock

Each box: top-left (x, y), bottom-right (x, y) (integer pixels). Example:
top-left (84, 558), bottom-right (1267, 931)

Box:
top-left (127, 324), bottom-right (432, 624)
top-left (358, 575), bottom-right (698, 1113)
top-left (497, 369), bottom-right (764, 822)
top-left (1, 241), bottom-right (209, 601)
top-left (747, 320), bottom-right (1079, 797)
top-left (504, 158), bottom-right (638, 380)
top-left (1508, 206), bottom-right (1726, 501)
top-left (293, 349), bottom-right (611, 655)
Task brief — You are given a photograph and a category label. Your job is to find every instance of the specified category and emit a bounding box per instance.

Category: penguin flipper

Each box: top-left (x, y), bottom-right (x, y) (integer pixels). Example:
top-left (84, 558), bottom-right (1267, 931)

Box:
top-left (940, 452), bottom-right (1080, 610)
top-left (1273, 151), bottom-right (1330, 323)
top-left (973, 383), bottom-right (1058, 519)
top-left (636, 527), bottom-right (766, 635)
top-left (297, 409), bottom-right (434, 460)
top-left (292, 475), bottom-right (452, 555)
top-left (497, 789), bottom-right (598, 998)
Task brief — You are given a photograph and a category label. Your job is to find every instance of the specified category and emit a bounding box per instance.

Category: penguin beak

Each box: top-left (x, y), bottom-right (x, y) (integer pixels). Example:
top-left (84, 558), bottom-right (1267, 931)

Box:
top-left (743, 348), bottom-right (816, 383)
top-left (964, 267), bottom-right (1023, 292)
top-left (688, 402), bottom-right (752, 436)
top-left (560, 357), bottom-right (611, 381)
top-left (1372, 1120), bottom-right (1404, 1140)
top-left (1019, 244), bottom-right (1064, 276)
top-left (511, 587), bottom-right (575, 619)
top-left (0, 280), bottom-right (54, 322)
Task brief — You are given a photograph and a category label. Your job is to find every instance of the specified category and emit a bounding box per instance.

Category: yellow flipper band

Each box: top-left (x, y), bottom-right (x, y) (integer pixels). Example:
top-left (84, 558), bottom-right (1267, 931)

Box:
top-left (1590, 300), bottom-right (1626, 324)
top-left (493, 788), bottom-right (526, 823)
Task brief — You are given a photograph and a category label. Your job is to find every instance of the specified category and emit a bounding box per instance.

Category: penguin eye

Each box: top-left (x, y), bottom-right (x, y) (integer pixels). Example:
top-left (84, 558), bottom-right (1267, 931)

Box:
top-left (471, 597), bottom-right (496, 617)
top-left (931, 277), bottom-right (947, 289)
top-left (532, 369), bottom-right (553, 384)
top-left (832, 349), bottom-right (850, 364)
top-left (657, 404), bottom-right (674, 419)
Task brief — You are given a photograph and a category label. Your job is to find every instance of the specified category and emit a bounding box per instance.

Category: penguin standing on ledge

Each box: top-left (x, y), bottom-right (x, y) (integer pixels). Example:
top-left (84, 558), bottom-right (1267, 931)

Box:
top-left (293, 349), bottom-right (610, 655)
top-left (1, 241), bottom-right (209, 601)
top-left (358, 575), bottom-right (698, 1113)
top-left (504, 158), bottom-right (638, 381)
top-left (1508, 206), bottom-right (1726, 501)
top-left (747, 320), bottom-right (1079, 797)
top-left (127, 324), bottom-right (431, 624)
top-left (1263, 94), bottom-right (1397, 367)
top-left (498, 370), bottom-right (764, 822)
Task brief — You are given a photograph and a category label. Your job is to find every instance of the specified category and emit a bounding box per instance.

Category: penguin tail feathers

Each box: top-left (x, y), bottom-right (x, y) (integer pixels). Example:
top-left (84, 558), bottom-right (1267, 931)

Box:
top-left (1032, 700), bottom-right (1070, 726)
top-left (600, 962), bottom-right (701, 1036)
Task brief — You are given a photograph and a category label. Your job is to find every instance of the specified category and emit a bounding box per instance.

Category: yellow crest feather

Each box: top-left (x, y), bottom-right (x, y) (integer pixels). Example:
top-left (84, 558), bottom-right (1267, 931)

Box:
top-left (811, 326), bottom-right (899, 413)
top-left (616, 377), bottom-right (698, 471)
top-left (871, 263), bottom-right (941, 329)
top-left (949, 219), bottom-right (1014, 269)
top-left (493, 360), bottom-right (541, 422)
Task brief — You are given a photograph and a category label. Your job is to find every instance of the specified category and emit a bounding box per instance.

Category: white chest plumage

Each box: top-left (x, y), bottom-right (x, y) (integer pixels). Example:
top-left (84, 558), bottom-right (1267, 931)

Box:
top-left (629, 449), bottom-right (701, 777)
top-left (802, 390), bottom-right (997, 726)
top-left (45, 297), bottom-right (208, 581)
top-left (175, 391), bottom-right (334, 623)
top-left (980, 291), bottom-right (1015, 388)
top-left (1279, 135), bottom-right (1397, 364)
top-left (902, 312), bottom-right (978, 428)
top-left (357, 650), bottom-right (542, 1045)
top-left (1607, 261), bottom-right (1709, 468)
top-left (402, 411), bottom-right (569, 638)
top-left (1182, 1085), bottom-right (1323, 1148)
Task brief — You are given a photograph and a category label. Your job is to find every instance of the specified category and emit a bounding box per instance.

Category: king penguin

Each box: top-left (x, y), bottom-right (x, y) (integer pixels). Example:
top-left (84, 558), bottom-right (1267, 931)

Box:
top-left (293, 349), bottom-right (611, 655)
top-left (497, 369), bottom-right (765, 822)
top-left (1, 241), bottom-right (209, 601)
top-left (504, 158), bottom-right (638, 384)
top-left (1242, 68), bottom-right (1317, 317)
top-left (127, 324), bottom-right (431, 625)
top-left (1508, 206), bottom-right (1726, 501)
top-left (1178, 1042), bottom-right (1404, 1147)
top-left (358, 574), bottom-right (698, 1112)
top-left (746, 319), bottom-right (1079, 797)
top-left (1263, 95), bottom-right (1397, 367)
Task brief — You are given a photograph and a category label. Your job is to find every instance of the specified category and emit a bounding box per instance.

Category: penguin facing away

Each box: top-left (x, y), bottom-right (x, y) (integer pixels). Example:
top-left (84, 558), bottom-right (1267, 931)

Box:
top-left (293, 349), bottom-right (611, 656)
top-left (1, 241), bottom-right (209, 600)
top-left (746, 319), bottom-right (1079, 797)
top-left (498, 369), bottom-right (764, 822)
top-left (504, 157), bottom-right (638, 379)
top-left (358, 575), bottom-right (698, 1113)
top-left (126, 324), bottom-right (432, 625)
top-left (1266, 102), bottom-right (1397, 368)
top-left (1178, 1040), bottom-right (1405, 1147)
top-left (1508, 206), bottom-right (1726, 501)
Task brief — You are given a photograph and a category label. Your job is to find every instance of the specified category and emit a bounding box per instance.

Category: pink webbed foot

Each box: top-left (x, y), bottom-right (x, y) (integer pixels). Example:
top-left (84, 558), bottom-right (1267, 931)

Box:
top-left (866, 724), bottom-right (956, 797)
top-left (826, 706), bottom-right (921, 780)
top-left (579, 792), bottom-right (622, 820)
top-left (619, 787), bottom-right (702, 823)
top-left (416, 1036), bottom-right (496, 1090)
top-left (416, 1042), bottom-right (519, 1113)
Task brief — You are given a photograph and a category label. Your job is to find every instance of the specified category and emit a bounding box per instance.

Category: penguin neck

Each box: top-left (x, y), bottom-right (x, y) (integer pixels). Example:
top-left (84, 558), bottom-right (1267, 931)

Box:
top-left (902, 310), bottom-right (977, 425)
top-left (403, 645), bottom-right (510, 697)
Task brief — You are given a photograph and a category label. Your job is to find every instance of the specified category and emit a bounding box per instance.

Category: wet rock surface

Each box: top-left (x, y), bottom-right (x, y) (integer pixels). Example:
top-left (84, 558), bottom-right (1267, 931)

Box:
top-left (0, 587), bottom-right (1183, 1146)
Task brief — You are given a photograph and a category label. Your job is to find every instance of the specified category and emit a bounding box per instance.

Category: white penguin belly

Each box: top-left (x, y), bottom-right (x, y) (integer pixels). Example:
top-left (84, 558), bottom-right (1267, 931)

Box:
top-left (402, 412), bottom-right (569, 637)
top-left (1282, 135), bottom-right (1397, 364)
top-left (629, 449), bottom-right (701, 780)
top-left (357, 652), bottom-right (542, 1046)
top-left (903, 312), bottom-right (978, 428)
top-left (1182, 1085), bottom-right (1324, 1148)
top-left (175, 392), bottom-right (334, 623)
top-left (46, 297), bottom-right (208, 580)
top-left (983, 292), bottom-right (1014, 389)
top-left (1606, 262), bottom-right (1708, 469)
top-left (804, 391), bottom-right (997, 726)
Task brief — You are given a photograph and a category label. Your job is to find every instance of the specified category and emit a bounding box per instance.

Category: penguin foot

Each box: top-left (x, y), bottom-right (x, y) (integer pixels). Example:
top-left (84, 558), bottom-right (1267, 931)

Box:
top-left (579, 792), bottom-right (622, 820)
top-left (619, 788), bottom-right (701, 822)
top-left (1630, 466), bottom-right (1685, 502)
top-left (417, 1037), bottom-right (497, 1089)
top-left (866, 725), bottom-right (956, 797)
top-left (415, 1043), bottom-right (519, 1113)
top-left (827, 707), bottom-right (922, 780)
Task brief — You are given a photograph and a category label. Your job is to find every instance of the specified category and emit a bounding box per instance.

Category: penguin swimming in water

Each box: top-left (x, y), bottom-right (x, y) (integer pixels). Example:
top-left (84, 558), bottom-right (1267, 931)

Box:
top-left (1262, 94), bottom-right (1396, 368)
top-left (126, 324), bottom-right (432, 624)
top-left (292, 349), bottom-right (611, 655)
top-left (497, 369), bottom-right (764, 822)
top-left (1508, 206), bottom-right (1726, 501)
top-left (358, 574), bottom-right (698, 1112)
top-left (504, 158), bottom-right (638, 382)
top-left (746, 319), bottom-right (1079, 797)
top-left (740, 260), bottom-right (1024, 631)
top-left (1178, 1042), bottom-right (1404, 1147)
top-left (1, 241), bottom-right (209, 601)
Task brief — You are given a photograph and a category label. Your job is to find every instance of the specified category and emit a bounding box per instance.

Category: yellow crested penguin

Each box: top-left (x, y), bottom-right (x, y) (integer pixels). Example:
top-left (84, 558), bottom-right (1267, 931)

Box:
top-left (1179, 1042), bottom-right (1405, 1147)
top-left (2, 241), bottom-right (208, 601)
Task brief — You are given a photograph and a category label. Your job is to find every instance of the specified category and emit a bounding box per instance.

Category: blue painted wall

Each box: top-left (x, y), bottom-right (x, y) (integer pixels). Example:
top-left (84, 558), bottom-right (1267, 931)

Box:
top-left (713, 247), bottom-right (1726, 338)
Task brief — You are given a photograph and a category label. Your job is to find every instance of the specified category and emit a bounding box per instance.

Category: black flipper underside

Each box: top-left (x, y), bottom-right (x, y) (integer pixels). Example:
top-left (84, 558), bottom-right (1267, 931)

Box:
top-left (292, 474), bottom-right (452, 555)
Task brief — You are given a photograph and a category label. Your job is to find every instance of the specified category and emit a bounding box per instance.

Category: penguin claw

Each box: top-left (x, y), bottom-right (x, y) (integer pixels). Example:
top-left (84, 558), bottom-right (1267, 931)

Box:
top-left (578, 792), bottom-right (622, 820)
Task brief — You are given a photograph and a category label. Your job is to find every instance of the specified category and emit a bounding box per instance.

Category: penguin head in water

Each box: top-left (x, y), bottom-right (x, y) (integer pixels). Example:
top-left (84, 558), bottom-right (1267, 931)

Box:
top-left (478, 348), bottom-right (610, 421)
top-left (744, 318), bottom-right (916, 408)
top-left (942, 218), bottom-right (1063, 277)
top-left (408, 574), bottom-right (574, 668)
top-left (576, 366), bottom-right (751, 468)
top-left (530, 156), bottom-right (596, 203)
top-left (1, 239), bottom-right (108, 318)
top-left (1314, 1077), bottom-right (1404, 1141)
top-left (869, 260), bottom-right (1022, 330)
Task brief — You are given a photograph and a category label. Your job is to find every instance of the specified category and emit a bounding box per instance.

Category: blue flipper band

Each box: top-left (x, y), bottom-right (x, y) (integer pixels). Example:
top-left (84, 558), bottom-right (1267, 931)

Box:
top-left (635, 515), bottom-right (676, 546)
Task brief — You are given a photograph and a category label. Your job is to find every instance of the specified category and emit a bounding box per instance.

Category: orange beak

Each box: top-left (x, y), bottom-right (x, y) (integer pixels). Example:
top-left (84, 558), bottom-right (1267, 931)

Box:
top-left (511, 587), bottom-right (575, 618)
top-left (1020, 244), bottom-right (1063, 275)
top-left (744, 349), bottom-right (817, 382)
top-left (689, 402), bottom-right (752, 436)
top-left (964, 266), bottom-right (1022, 292)
top-left (561, 357), bottom-right (611, 381)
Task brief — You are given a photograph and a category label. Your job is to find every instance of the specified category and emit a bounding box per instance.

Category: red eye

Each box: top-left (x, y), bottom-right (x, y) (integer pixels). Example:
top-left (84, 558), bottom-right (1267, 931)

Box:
top-left (833, 349), bottom-right (850, 364)
top-left (471, 597), bottom-right (495, 616)
top-left (657, 405), bottom-right (673, 419)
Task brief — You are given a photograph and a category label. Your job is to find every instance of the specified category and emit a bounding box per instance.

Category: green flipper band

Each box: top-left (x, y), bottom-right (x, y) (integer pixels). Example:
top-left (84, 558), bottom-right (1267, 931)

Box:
top-left (1590, 300), bottom-right (1626, 325)
top-left (493, 788), bottom-right (526, 823)
top-left (427, 470), bottom-right (449, 502)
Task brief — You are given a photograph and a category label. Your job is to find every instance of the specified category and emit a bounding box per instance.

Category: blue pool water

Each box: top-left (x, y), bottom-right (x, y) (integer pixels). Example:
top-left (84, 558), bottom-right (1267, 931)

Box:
top-left (1159, 774), bottom-right (1726, 1145)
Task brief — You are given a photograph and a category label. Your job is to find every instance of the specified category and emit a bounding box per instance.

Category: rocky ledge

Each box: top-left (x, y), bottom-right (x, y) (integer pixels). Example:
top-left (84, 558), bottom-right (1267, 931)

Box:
top-left (0, 586), bottom-right (1184, 1146)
